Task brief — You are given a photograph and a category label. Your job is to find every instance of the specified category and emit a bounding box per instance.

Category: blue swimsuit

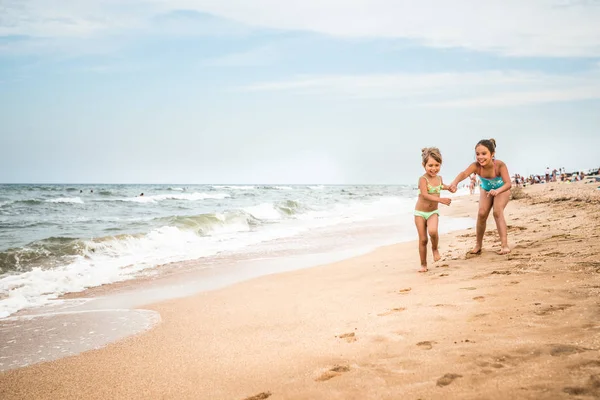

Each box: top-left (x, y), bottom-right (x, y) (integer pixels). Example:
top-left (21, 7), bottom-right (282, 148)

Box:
top-left (479, 160), bottom-right (504, 191)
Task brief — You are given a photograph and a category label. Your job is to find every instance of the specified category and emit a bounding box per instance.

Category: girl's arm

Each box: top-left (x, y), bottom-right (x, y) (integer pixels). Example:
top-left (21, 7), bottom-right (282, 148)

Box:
top-left (450, 163), bottom-right (478, 189)
top-left (441, 177), bottom-right (452, 191)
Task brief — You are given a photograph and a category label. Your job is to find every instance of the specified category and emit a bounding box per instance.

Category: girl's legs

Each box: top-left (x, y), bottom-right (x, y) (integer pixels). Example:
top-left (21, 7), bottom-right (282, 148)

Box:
top-left (471, 190), bottom-right (493, 254)
top-left (414, 216), bottom-right (429, 272)
top-left (427, 214), bottom-right (441, 261)
top-left (492, 190), bottom-right (511, 254)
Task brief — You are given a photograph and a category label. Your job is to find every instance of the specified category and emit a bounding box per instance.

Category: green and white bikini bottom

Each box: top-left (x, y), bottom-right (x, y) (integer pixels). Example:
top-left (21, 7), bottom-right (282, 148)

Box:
top-left (413, 209), bottom-right (440, 220)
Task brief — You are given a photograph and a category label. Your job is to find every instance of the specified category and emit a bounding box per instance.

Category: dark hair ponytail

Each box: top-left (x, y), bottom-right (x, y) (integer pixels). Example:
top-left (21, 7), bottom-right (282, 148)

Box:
top-left (476, 138), bottom-right (496, 154)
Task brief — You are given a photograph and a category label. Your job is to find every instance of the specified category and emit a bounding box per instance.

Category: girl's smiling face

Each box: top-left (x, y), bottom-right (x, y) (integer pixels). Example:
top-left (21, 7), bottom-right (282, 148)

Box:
top-left (423, 156), bottom-right (441, 177)
top-left (475, 145), bottom-right (494, 167)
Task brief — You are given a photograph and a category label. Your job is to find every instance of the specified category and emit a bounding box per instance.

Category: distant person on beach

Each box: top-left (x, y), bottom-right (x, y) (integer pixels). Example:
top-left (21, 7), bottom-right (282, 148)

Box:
top-left (414, 147), bottom-right (452, 273)
top-left (469, 174), bottom-right (477, 195)
top-left (449, 138), bottom-right (512, 255)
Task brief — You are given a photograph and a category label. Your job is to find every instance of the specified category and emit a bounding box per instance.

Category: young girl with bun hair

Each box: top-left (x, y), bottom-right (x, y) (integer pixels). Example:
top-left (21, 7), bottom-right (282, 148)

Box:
top-left (449, 139), bottom-right (512, 255)
top-left (414, 147), bottom-right (452, 272)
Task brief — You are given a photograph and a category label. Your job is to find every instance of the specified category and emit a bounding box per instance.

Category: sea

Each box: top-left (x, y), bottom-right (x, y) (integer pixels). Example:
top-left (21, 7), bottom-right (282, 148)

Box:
top-left (0, 183), bottom-right (474, 319)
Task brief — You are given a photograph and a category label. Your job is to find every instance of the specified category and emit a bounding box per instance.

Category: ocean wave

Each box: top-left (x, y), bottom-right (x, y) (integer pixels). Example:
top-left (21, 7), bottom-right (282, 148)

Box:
top-left (0, 237), bottom-right (84, 274)
top-left (0, 224), bottom-right (272, 318)
top-left (160, 212), bottom-right (257, 235)
top-left (276, 200), bottom-right (306, 216)
top-left (15, 199), bottom-right (44, 206)
top-left (26, 186), bottom-right (62, 192)
top-left (0, 221), bottom-right (55, 230)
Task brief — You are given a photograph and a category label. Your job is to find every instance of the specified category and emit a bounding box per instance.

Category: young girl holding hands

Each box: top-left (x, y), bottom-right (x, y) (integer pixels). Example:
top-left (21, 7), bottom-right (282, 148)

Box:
top-left (414, 148), bottom-right (452, 272)
top-left (449, 138), bottom-right (512, 255)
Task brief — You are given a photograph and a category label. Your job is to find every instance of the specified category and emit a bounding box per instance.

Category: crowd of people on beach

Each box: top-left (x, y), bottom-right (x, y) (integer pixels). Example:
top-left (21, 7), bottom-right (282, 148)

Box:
top-left (512, 166), bottom-right (599, 187)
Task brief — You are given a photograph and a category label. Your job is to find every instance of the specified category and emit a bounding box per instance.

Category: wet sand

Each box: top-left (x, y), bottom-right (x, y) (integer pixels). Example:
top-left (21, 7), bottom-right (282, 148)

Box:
top-left (1, 180), bottom-right (599, 399)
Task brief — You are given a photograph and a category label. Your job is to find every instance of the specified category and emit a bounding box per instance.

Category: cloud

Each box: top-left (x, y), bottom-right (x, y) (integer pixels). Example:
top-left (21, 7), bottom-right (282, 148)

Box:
top-left (0, 0), bottom-right (600, 57)
top-left (2, 1), bottom-right (600, 57)
top-left (239, 68), bottom-right (600, 107)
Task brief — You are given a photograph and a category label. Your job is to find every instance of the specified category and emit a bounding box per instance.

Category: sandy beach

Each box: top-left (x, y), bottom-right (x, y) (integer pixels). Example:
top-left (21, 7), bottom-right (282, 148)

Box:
top-left (1, 181), bottom-right (599, 399)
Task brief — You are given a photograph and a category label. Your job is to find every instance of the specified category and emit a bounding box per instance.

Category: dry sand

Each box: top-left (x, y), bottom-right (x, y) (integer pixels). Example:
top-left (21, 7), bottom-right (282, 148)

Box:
top-left (1, 181), bottom-right (600, 399)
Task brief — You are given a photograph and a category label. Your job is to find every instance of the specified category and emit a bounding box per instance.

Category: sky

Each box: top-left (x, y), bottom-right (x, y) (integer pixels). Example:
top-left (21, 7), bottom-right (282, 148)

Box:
top-left (1, 0), bottom-right (600, 184)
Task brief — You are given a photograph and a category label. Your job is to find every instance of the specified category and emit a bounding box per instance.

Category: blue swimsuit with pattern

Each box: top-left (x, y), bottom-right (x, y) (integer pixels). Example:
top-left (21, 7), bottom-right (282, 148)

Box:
top-left (479, 160), bottom-right (504, 191)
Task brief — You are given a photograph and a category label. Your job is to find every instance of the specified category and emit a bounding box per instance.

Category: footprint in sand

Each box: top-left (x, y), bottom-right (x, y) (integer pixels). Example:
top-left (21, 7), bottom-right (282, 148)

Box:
top-left (569, 360), bottom-right (600, 370)
top-left (416, 341), bottom-right (437, 350)
top-left (315, 365), bottom-right (351, 381)
top-left (476, 361), bottom-right (505, 369)
top-left (398, 288), bottom-right (412, 294)
top-left (507, 225), bottom-right (527, 232)
top-left (377, 307), bottom-right (406, 316)
top-left (336, 332), bottom-right (357, 343)
top-left (473, 296), bottom-right (485, 302)
top-left (465, 252), bottom-right (481, 260)
top-left (534, 304), bottom-right (574, 316)
top-left (436, 373), bottom-right (462, 387)
top-left (243, 392), bottom-right (272, 400)
top-left (563, 374), bottom-right (600, 397)
top-left (549, 344), bottom-right (590, 357)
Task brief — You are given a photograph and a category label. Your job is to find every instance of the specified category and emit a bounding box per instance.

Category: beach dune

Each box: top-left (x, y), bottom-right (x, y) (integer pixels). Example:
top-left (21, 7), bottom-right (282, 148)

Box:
top-left (1, 182), bottom-right (600, 399)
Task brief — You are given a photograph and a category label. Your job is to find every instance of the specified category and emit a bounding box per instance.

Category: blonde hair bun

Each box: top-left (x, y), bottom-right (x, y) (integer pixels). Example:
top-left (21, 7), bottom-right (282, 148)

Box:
top-left (421, 147), bottom-right (442, 165)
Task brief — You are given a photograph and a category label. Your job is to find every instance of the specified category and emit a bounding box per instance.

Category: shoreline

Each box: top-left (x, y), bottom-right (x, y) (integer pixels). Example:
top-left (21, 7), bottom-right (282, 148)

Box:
top-left (1, 182), bottom-right (599, 399)
top-left (0, 201), bottom-right (475, 371)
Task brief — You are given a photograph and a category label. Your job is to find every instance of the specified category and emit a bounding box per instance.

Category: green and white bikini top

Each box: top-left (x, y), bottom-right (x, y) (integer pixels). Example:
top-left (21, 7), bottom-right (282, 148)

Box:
top-left (423, 176), bottom-right (443, 194)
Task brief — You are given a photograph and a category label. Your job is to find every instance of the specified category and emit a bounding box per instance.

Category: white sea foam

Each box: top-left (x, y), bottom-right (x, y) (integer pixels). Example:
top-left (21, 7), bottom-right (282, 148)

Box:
top-left (212, 185), bottom-right (255, 190)
top-left (118, 192), bottom-right (230, 203)
top-left (46, 197), bottom-right (84, 204)
top-left (243, 203), bottom-right (283, 220)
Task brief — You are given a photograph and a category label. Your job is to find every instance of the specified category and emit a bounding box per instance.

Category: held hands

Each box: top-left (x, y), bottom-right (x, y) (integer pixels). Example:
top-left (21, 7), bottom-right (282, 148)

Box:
top-left (440, 197), bottom-right (451, 206)
top-left (448, 184), bottom-right (458, 193)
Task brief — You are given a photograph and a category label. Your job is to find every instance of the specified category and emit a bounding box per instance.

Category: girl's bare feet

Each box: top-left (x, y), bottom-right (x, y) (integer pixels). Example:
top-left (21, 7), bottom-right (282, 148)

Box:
top-left (468, 247), bottom-right (482, 255)
top-left (418, 266), bottom-right (428, 273)
top-left (433, 249), bottom-right (441, 262)
top-left (497, 246), bottom-right (511, 255)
